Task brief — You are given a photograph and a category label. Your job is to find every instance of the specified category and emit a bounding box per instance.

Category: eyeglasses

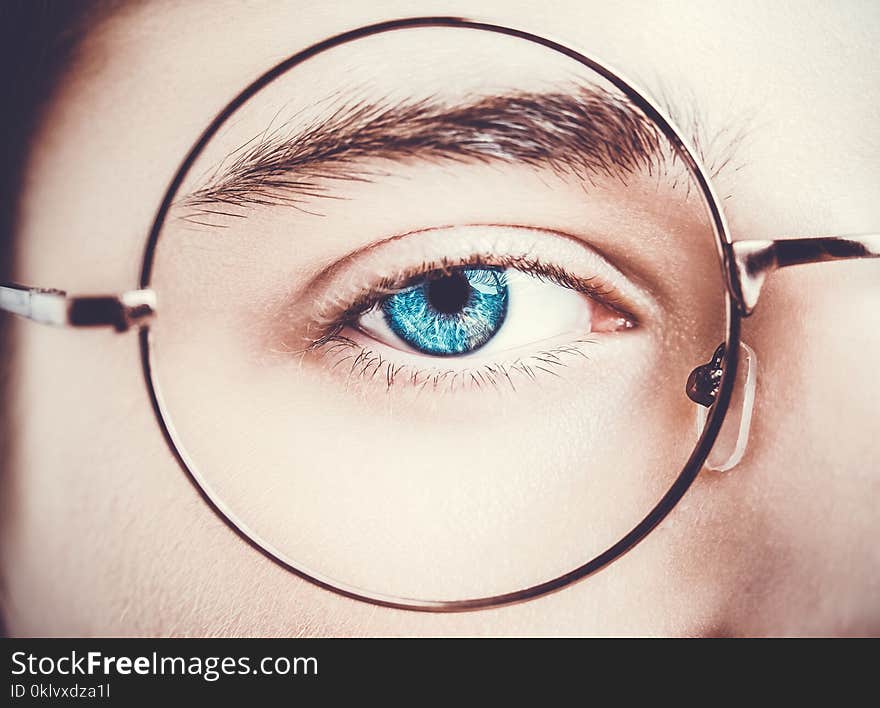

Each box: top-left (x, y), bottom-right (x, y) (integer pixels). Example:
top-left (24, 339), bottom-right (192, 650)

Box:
top-left (2, 16), bottom-right (877, 611)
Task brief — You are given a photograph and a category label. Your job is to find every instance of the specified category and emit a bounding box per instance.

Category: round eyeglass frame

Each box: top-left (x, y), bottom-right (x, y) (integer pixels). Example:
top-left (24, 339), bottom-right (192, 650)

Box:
top-left (137, 16), bottom-right (742, 612)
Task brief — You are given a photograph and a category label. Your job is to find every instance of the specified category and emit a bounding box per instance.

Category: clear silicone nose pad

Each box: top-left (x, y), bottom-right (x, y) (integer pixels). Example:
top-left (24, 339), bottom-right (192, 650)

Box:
top-left (695, 342), bottom-right (757, 472)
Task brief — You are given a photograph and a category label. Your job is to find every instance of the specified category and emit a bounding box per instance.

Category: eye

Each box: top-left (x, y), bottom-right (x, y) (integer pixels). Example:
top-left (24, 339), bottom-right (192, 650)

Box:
top-left (356, 266), bottom-right (629, 358)
top-left (290, 224), bottom-right (651, 393)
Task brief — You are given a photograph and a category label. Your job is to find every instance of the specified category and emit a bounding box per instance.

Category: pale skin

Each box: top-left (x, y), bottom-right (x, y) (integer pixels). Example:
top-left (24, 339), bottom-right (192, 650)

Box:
top-left (2, 0), bottom-right (878, 636)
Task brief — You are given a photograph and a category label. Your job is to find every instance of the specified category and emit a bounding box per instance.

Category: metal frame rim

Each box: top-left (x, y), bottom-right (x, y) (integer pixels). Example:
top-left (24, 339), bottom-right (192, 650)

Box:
top-left (138, 15), bottom-right (742, 612)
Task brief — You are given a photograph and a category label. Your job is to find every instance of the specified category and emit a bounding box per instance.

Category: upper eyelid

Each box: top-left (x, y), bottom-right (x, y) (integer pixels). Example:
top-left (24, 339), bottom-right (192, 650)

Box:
top-left (279, 223), bottom-right (662, 349)
top-left (343, 258), bottom-right (636, 328)
top-left (306, 222), bottom-right (652, 291)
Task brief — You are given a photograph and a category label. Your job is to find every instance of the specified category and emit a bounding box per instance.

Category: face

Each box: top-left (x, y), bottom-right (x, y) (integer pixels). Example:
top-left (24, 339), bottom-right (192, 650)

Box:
top-left (3, 0), bottom-right (878, 636)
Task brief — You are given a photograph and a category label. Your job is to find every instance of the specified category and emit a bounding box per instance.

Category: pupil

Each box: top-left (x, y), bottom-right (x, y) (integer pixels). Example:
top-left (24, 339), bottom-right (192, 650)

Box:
top-left (427, 273), bottom-right (471, 314)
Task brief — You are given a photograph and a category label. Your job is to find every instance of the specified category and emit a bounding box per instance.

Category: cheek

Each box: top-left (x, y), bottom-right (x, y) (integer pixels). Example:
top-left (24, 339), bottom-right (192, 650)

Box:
top-left (2, 314), bottom-right (753, 636)
top-left (1, 325), bottom-right (288, 635)
top-left (6, 323), bottom-right (429, 636)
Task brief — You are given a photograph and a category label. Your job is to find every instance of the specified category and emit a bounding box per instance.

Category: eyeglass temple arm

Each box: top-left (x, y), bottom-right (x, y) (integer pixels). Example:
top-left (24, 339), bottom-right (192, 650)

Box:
top-left (730, 233), bottom-right (880, 316)
top-left (0, 283), bottom-right (155, 332)
top-left (689, 233), bottom-right (879, 408)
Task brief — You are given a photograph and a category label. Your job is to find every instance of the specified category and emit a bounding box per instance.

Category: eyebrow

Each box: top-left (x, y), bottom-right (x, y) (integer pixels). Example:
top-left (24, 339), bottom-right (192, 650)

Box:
top-left (178, 85), bottom-right (714, 224)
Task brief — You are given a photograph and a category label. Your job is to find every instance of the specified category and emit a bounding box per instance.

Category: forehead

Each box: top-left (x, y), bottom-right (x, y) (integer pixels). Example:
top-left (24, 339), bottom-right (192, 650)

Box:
top-left (19, 0), bottom-right (880, 291)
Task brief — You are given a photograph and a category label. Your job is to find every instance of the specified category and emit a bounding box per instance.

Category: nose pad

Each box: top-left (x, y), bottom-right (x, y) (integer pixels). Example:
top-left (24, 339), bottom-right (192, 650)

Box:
top-left (692, 342), bottom-right (757, 472)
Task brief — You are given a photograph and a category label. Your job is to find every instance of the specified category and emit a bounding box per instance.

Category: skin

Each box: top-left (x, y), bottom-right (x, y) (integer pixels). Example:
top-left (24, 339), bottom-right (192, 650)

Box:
top-left (2, 0), bottom-right (878, 636)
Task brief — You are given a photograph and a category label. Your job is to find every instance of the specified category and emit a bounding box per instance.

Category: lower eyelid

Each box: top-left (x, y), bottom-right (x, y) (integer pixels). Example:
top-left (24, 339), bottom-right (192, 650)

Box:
top-left (307, 323), bottom-right (643, 395)
top-left (319, 336), bottom-right (579, 390)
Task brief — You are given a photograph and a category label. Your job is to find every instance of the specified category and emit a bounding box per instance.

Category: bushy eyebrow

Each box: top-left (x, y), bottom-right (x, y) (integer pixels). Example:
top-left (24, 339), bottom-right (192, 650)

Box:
top-left (177, 85), bottom-right (679, 224)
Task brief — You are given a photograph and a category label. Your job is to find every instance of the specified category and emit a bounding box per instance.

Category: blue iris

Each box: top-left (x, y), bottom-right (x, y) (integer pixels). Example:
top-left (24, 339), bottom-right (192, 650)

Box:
top-left (382, 267), bottom-right (509, 356)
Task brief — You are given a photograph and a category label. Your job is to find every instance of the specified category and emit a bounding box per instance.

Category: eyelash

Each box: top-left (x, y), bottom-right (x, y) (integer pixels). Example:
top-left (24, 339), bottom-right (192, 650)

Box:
top-left (299, 253), bottom-right (638, 393)
top-left (314, 336), bottom-right (599, 393)
top-left (308, 253), bottom-right (634, 346)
